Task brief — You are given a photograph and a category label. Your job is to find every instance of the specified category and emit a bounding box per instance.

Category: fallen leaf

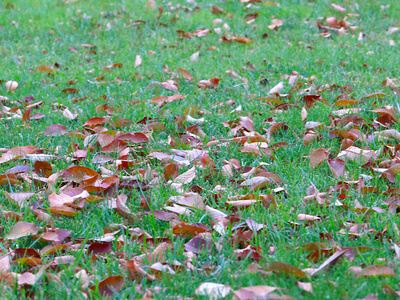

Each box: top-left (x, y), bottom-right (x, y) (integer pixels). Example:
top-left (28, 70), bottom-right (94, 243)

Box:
top-left (360, 265), bottom-right (395, 278)
top-left (309, 149), bottom-right (329, 169)
top-left (195, 282), bottom-right (232, 299)
top-left (5, 222), bottom-right (39, 240)
top-left (267, 261), bottom-right (307, 278)
top-left (134, 55), bottom-right (142, 67)
top-left (90, 275), bottom-right (125, 297)
top-left (331, 3), bottom-right (346, 13)
top-left (327, 158), bottom-right (345, 177)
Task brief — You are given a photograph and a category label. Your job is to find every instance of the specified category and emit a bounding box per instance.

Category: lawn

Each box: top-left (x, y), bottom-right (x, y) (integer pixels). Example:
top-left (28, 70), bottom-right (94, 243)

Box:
top-left (1, 0), bottom-right (400, 299)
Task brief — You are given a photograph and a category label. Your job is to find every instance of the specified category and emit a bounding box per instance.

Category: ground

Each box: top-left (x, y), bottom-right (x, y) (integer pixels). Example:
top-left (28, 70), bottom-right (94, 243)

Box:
top-left (1, 0), bottom-right (400, 299)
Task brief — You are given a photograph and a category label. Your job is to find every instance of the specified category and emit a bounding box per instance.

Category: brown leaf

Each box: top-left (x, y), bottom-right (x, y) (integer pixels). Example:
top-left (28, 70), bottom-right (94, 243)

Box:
top-left (5, 222), bottom-right (39, 240)
top-left (331, 3), bottom-right (346, 13)
top-left (226, 69), bottom-right (239, 78)
top-left (233, 37), bottom-right (254, 45)
top-left (234, 245), bottom-right (263, 261)
top-left (178, 68), bottom-right (194, 81)
top-left (382, 284), bottom-right (400, 296)
top-left (333, 100), bottom-right (362, 106)
top-left (90, 275), bottom-right (125, 297)
top-left (61, 88), bottom-right (79, 94)
top-left (211, 6), bottom-right (225, 14)
top-left (104, 63), bottom-right (122, 71)
top-left (301, 106), bottom-right (308, 122)
top-left (84, 117), bottom-right (107, 128)
top-left (184, 237), bottom-right (212, 254)
top-left (210, 78), bottom-right (221, 88)
top-left (175, 193), bottom-right (205, 210)
top-left (337, 146), bottom-right (376, 163)
top-left (48, 192), bottom-right (74, 207)
top-left (326, 17), bottom-right (339, 28)
top-left (371, 107), bottom-right (398, 122)
top-left (160, 79), bottom-right (179, 92)
top-left (297, 281), bottom-right (313, 293)
top-left (43, 124), bottom-right (68, 136)
top-left (38, 229), bottom-right (71, 243)
top-left (34, 160), bottom-right (53, 177)
top-left (3, 191), bottom-right (35, 207)
top-left (361, 92), bottom-right (386, 100)
top-left (240, 177), bottom-right (274, 191)
top-left (195, 282), bottom-right (231, 299)
top-left (164, 163), bottom-right (179, 181)
top-left (173, 166), bottom-right (196, 184)
top-left (49, 206), bottom-right (77, 217)
top-left (88, 242), bottom-right (112, 256)
top-left (36, 64), bottom-right (54, 73)
top-left (267, 262), bottom-right (307, 278)
top-left (18, 272), bottom-right (38, 286)
top-left (63, 166), bottom-right (99, 183)
top-left (310, 249), bottom-right (348, 277)
top-left (233, 286), bottom-right (284, 300)
top-left (134, 55), bottom-right (142, 67)
top-left (193, 29), bottom-right (211, 37)
top-left (298, 214), bottom-right (321, 222)
top-left (172, 222), bottom-right (209, 236)
top-left (0, 255), bottom-right (11, 273)
top-left (116, 194), bottom-right (134, 220)
top-left (327, 158), bottom-right (345, 178)
top-left (360, 265), bottom-right (395, 277)
top-left (309, 149), bottom-right (329, 169)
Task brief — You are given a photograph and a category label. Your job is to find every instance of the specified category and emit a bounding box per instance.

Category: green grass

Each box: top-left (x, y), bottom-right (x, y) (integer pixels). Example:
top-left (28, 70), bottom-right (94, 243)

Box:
top-left (1, 0), bottom-right (400, 298)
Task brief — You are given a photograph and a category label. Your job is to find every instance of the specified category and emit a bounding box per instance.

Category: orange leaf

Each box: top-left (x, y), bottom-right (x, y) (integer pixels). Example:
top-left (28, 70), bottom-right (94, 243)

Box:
top-left (233, 37), bottom-right (254, 45)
